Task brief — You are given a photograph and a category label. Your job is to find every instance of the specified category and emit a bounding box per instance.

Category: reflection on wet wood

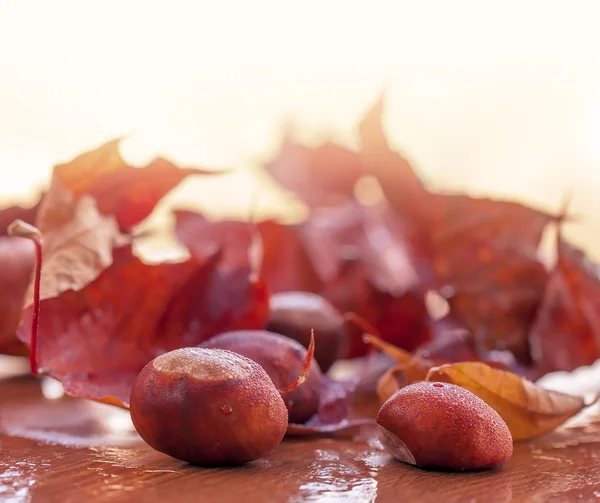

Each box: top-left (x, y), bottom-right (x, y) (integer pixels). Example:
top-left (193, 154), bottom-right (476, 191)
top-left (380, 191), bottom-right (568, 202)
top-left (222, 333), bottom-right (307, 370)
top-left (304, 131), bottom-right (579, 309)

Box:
top-left (2, 372), bottom-right (600, 502)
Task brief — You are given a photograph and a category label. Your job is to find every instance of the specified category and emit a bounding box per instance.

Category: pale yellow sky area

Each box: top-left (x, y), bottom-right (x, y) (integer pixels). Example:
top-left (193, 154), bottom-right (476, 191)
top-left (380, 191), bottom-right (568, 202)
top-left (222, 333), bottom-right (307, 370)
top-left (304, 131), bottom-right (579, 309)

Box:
top-left (1, 0), bottom-right (600, 256)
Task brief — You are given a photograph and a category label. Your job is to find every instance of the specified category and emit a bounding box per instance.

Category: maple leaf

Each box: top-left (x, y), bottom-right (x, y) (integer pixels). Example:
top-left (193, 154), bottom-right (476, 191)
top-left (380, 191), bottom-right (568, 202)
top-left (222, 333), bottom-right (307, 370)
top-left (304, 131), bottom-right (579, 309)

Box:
top-left (358, 95), bottom-right (558, 362)
top-left (529, 238), bottom-right (600, 373)
top-left (174, 210), bottom-right (323, 294)
top-left (53, 139), bottom-right (223, 231)
top-left (265, 134), bottom-right (365, 207)
top-left (358, 92), bottom-right (428, 220)
top-left (16, 245), bottom-right (269, 407)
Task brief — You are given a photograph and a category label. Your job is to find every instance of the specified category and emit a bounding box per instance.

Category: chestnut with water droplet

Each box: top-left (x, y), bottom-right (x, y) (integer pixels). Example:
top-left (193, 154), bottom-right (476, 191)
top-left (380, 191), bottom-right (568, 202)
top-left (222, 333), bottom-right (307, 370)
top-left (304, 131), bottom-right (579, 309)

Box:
top-left (201, 330), bottom-right (323, 424)
top-left (267, 291), bottom-right (348, 372)
top-left (129, 344), bottom-right (312, 466)
top-left (376, 382), bottom-right (513, 471)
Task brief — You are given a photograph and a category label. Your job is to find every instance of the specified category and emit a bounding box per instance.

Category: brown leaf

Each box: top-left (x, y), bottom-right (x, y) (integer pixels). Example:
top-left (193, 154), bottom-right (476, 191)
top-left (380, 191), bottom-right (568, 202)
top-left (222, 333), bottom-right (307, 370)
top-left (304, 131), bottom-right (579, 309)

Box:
top-left (376, 364), bottom-right (410, 403)
top-left (0, 237), bottom-right (35, 355)
top-left (265, 136), bottom-right (364, 207)
top-left (358, 92), bottom-right (428, 220)
top-left (174, 210), bottom-right (323, 294)
top-left (427, 361), bottom-right (588, 440)
top-left (53, 139), bottom-right (220, 230)
top-left (285, 377), bottom-right (374, 436)
top-left (363, 334), bottom-right (432, 383)
top-left (529, 238), bottom-right (600, 373)
top-left (359, 94), bottom-right (556, 362)
top-left (28, 180), bottom-right (126, 303)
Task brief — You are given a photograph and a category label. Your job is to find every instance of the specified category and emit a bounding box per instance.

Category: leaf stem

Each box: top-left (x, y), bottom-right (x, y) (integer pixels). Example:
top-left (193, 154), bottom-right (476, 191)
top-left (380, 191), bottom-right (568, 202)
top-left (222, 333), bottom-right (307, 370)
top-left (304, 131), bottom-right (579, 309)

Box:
top-left (8, 219), bottom-right (43, 375)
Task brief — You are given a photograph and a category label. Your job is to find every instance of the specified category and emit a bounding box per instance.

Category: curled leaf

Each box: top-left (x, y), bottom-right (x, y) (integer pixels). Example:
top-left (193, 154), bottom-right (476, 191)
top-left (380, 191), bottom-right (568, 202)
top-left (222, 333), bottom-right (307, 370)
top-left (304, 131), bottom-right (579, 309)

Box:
top-left (426, 361), bottom-right (588, 440)
top-left (27, 180), bottom-right (127, 303)
top-left (376, 364), bottom-right (409, 403)
top-left (363, 333), bottom-right (432, 383)
top-left (278, 329), bottom-right (315, 394)
top-left (529, 238), bottom-right (600, 373)
top-left (53, 139), bottom-right (223, 230)
top-left (286, 376), bottom-right (374, 436)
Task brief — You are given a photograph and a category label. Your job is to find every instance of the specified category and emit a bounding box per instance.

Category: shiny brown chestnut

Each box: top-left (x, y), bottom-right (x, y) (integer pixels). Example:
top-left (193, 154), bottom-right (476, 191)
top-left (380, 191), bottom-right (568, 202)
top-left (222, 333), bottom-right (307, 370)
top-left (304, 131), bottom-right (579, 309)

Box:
top-left (376, 382), bottom-right (513, 471)
top-left (201, 330), bottom-right (323, 424)
top-left (130, 347), bottom-right (288, 466)
top-left (267, 291), bottom-right (348, 372)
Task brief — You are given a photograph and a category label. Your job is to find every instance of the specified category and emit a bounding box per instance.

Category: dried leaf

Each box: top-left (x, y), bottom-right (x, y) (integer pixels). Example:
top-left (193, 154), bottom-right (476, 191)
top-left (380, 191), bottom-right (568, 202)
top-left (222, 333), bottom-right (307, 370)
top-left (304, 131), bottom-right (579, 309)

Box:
top-left (427, 361), bottom-right (588, 440)
top-left (286, 376), bottom-right (374, 436)
top-left (175, 210), bottom-right (323, 294)
top-left (359, 94), bottom-right (556, 361)
top-left (265, 136), bottom-right (364, 207)
top-left (53, 139), bottom-right (221, 230)
top-left (429, 194), bottom-right (555, 360)
top-left (16, 246), bottom-right (269, 407)
top-left (28, 180), bottom-right (127, 303)
top-left (529, 238), bottom-right (600, 373)
top-left (358, 92), bottom-right (428, 220)
top-left (376, 364), bottom-right (410, 403)
top-left (364, 334), bottom-right (432, 383)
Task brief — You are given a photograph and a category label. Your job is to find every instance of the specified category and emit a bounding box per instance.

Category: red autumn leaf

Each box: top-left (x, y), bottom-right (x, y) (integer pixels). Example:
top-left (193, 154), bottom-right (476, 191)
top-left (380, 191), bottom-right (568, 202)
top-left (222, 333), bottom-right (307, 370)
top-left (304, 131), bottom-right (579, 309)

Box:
top-left (359, 94), bottom-right (557, 362)
top-left (265, 135), bottom-right (365, 207)
top-left (358, 93), bottom-right (429, 220)
top-left (529, 238), bottom-right (600, 373)
top-left (298, 203), bottom-right (430, 357)
top-left (174, 209), bottom-right (323, 294)
top-left (52, 139), bottom-right (222, 231)
top-left (17, 246), bottom-right (269, 407)
top-left (428, 195), bottom-right (556, 361)
top-left (0, 237), bottom-right (34, 355)
top-left (285, 376), bottom-right (373, 436)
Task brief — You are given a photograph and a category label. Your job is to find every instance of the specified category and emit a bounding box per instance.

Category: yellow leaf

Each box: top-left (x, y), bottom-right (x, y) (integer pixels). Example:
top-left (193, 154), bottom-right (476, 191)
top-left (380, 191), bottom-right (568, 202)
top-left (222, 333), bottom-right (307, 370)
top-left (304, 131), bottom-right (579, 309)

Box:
top-left (427, 362), bottom-right (589, 440)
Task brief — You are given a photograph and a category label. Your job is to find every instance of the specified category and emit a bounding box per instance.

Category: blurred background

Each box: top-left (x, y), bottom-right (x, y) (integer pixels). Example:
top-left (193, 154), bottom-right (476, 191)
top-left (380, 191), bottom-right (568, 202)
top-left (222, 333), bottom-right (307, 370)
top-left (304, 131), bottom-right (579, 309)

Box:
top-left (1, 0), bottom-right (600, 258)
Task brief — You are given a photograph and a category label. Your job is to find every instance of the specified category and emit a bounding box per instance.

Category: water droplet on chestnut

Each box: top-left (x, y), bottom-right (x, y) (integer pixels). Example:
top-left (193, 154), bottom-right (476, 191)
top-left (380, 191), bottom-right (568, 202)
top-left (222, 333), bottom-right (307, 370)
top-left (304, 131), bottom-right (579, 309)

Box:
top-left (201, 330), bottom-right (322, 424)
top-left (130, 347), bottom-right (288, 466)
top-left (376, 382), bottom-right (513, 471)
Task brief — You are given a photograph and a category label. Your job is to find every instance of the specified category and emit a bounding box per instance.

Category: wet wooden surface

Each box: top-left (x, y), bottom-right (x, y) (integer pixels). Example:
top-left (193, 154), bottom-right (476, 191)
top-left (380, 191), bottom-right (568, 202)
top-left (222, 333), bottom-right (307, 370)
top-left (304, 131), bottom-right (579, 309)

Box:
top-left (2, 363), bottom-right (600, 502)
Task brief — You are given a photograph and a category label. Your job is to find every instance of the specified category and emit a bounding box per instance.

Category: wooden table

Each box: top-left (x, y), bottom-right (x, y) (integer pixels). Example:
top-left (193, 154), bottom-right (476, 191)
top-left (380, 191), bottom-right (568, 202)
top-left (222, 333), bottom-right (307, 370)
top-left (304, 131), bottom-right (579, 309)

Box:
top-left (1, 362), bottom-right (600, 502)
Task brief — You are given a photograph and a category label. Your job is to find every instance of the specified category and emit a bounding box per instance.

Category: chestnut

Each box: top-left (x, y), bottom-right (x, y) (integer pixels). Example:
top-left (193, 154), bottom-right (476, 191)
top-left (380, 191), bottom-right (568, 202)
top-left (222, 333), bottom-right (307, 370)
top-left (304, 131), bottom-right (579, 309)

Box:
top-left (267, 291), bottom-right (348, 372)
top-left (201, 330), bottom-right (323, 424)
top-left (376, 382), bottom-right (513, 471)
top-left (130, 347), bottom-right (288, 466)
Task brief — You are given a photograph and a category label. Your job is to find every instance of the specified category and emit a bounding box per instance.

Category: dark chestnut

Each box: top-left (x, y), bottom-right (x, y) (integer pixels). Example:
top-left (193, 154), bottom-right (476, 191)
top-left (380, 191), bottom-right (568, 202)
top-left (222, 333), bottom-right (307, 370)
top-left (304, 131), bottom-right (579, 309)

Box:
top-left (267, 291), bottom-right (347, 372)
top-left (201, 330), bottom-right (323, 424)
top-left (376, 382), bottom-right (513, 471)
top-left (130, 347), bottom-right (288, 466)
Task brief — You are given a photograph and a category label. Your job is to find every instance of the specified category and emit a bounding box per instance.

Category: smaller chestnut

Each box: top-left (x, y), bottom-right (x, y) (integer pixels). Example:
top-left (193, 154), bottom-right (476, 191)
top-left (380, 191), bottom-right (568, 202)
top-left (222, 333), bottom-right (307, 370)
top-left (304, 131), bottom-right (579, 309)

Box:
top-left (130, 347), bottom-right (288, 466)
top-left (376, 382), bottom-right (513, 471)
top-left (201, 330), bottom-right (323, 424)
top-left (267, 291), bottom-right (348, 372)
